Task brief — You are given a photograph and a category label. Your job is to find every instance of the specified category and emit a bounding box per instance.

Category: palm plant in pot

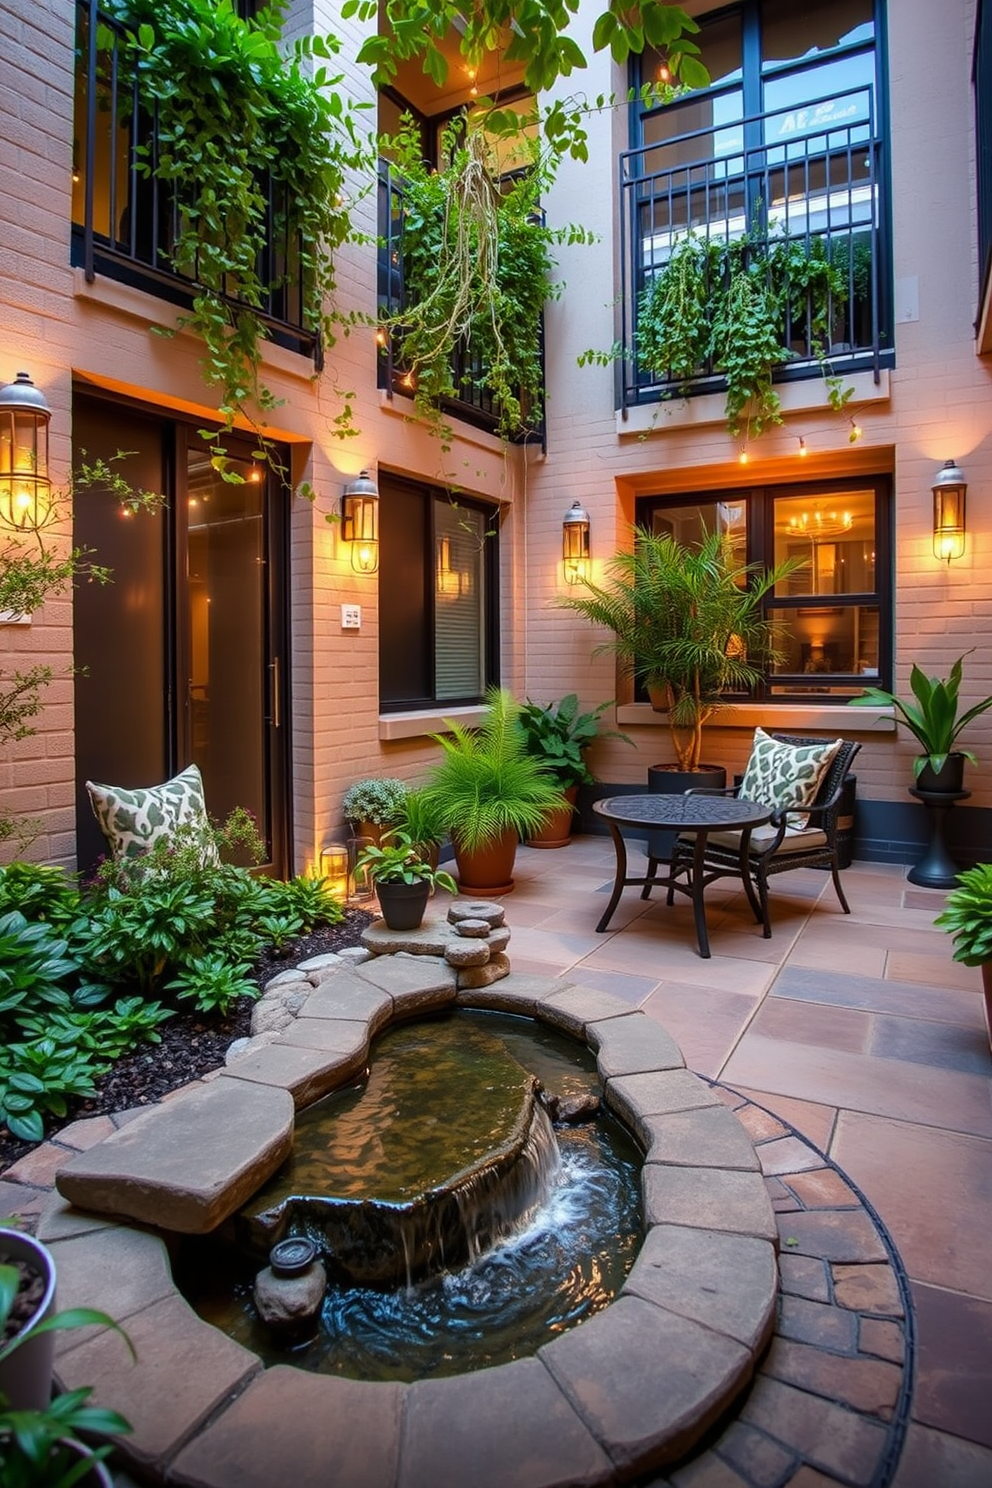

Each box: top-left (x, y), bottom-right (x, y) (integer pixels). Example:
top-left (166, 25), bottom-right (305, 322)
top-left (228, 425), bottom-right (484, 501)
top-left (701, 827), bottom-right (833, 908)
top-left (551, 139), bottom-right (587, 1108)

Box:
top-left (560, 528), bottom-right (796, 778)
top-left (934, 862), bottom-right (992, 1051)
top-left (355, 831), bottom-right (457, 931)
top-left (0, 1229), bottom-right (133, 1486)
top-left (517, 695), bottom-right (632, 848)
top-left (420, 689), bottom-right (566, 894)
top-left (849, 654), bottom-right (992, 791)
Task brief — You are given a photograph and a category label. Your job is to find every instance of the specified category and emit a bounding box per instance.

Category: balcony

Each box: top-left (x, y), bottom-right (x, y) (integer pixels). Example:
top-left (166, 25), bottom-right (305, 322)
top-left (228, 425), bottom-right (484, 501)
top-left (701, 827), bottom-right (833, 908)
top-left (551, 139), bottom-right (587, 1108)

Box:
top-left (616, 87), bottom-right (890, 416)
top-left (70, 0), bottom-right (318, 362)
top-left (377, 161), bottom-right (546, 446)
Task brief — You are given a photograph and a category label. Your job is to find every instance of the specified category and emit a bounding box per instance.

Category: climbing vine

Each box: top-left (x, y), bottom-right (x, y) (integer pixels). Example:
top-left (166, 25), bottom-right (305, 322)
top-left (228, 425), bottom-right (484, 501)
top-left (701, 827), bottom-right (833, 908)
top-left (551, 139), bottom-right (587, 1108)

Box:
top-left (99, 0), bottom-right (372, 463)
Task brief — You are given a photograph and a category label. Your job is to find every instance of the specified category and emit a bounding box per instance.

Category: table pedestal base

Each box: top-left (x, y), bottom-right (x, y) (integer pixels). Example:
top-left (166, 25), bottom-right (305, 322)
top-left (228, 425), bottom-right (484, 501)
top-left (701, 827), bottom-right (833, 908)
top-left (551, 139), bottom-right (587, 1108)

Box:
top-left (907, 788), bottom-right (969, 889)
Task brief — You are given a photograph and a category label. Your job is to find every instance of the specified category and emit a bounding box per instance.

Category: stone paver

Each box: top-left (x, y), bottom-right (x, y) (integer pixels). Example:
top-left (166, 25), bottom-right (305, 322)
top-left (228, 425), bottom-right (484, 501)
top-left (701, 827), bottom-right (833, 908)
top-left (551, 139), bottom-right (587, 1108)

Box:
top-left (539, 985), bottom-right (639, 1035)
top-left (400, 1357), bottom-right (612, 1488)
top-left (46, 1227), bottom-right (174, 1336)
top-left (622, 1224), bottom-right (776, 1351)
top-left (540, 1295), bottom-right (753, 1476)
top-left (639, 1105), bottom-right (761, 1171)
top-left (56, 1293), bottom-right (261, 1473)
top-left (832, 1262), bottom-right (904, 1315)
top-left (55, 1080), bottom-right (294, 1232)
top-left (776, 1209), bottom-right (889, 1264)
top-left (301, 972), bottom-right (394, 1029)
top-left (642, 1165), bottom-right (778, 1243)
top-left (741, 1376), bottom-right (889, 1485)
top-left (169, 1367), bottom-right (404, 1488)
top-left (354, 953), bottom-right (457, 1013)
top-left (587, 1013), bottom-right (684, 1077)
top-left (606, 1071), bottom-right (722, 1146)
top-left (764, 1337), bottom-right (903, 1419)
top-left (219, 1043), bottom-right (359, 1108)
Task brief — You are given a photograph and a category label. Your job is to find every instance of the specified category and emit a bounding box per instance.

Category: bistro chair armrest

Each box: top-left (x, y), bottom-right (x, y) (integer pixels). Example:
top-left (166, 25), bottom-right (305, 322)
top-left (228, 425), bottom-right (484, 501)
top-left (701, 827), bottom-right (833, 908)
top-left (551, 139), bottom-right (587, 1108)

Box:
top-left (685, 785), bottom-right (739, 798)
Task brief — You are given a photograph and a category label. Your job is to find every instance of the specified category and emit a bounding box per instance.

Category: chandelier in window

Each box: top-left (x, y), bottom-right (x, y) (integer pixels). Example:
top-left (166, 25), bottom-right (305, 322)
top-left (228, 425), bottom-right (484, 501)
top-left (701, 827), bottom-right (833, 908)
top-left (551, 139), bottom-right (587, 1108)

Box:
top-left (786, 508), bottom-right (853, 540)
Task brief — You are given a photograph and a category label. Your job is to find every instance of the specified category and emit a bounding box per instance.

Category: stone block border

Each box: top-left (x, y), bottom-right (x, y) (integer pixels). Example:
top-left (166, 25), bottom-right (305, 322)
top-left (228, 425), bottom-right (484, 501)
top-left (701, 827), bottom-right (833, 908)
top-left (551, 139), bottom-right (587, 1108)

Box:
top-left (1, 945), bottom-right (912, 1488)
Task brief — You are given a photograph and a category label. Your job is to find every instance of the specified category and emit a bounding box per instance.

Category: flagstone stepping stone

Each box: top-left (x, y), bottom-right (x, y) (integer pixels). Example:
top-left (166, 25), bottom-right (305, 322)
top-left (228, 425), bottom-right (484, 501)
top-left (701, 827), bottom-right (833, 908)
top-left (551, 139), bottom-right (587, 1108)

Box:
top-left (55, 1079), bottom-right (294, 1233)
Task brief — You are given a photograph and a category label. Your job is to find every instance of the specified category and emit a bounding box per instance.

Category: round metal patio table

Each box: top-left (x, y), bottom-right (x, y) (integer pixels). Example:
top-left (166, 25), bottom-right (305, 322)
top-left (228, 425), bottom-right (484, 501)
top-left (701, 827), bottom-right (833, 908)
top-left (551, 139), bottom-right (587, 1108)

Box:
top-left (592, 794), bottom-right (775, 959)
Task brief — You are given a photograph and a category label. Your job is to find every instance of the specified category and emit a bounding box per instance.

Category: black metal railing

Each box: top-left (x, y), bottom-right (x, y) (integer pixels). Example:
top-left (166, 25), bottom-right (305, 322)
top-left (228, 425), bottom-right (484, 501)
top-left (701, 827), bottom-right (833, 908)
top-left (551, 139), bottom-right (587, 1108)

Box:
top-left (975, 0), bottom-right (992, 332)
top-left (71, 0), bottom-right (317, 360)
top-left (377, 161), bottom-right (546, 446)
top-left (617, 87), bottom-right (889, 413)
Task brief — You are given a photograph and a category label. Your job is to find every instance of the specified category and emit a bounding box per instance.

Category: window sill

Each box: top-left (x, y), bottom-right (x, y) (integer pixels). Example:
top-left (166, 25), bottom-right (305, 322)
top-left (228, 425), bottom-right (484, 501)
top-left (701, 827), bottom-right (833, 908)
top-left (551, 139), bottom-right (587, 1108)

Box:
top-left (615, 702), bottom-right (896, 733)
top-left (616, 368), bottom-right (889, 438)
top-left (379, 705), bottom-right (488, 741)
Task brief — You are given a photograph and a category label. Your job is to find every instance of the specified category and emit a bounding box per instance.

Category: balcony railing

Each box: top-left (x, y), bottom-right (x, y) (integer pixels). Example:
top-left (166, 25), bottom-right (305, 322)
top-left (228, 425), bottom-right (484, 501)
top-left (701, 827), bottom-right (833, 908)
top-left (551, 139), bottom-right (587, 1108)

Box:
top-left (616, 87), bottom-right (889, 415)
top-left (71, 0), bottom-right (318, 361)
top-left (377, 161), bottom-right (546, 446)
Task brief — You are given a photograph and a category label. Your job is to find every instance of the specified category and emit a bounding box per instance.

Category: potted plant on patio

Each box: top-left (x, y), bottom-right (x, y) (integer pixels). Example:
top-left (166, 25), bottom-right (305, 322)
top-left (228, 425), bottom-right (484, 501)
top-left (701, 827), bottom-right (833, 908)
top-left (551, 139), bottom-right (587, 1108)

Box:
top-left (0, 1227), bottom-right (133, 1485)
top-left (420, 689), bottom-right (566, 894)
top-left (560, 528), bottom-right (795, 780)
top-left (342, 778), bottom-right (408, 847)
top-left (934, 862), bottom-right (992, 1051)
top-left (355, 831), bottom-right (457, 931)
top-left (849, 654), bottom-right (992, 792)
top-left (517, 695), bottom-right (631, 848)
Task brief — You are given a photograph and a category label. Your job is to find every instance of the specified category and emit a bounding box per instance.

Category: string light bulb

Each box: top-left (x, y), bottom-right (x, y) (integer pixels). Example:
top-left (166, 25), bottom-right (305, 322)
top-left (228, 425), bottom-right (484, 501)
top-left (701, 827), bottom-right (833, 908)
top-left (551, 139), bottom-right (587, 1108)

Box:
top-left (738, 445), bottom-right (749, 465)
top-left (798, 436), bottom-right (808, 457)
top-left (848, 417), bottom-right (863, 443)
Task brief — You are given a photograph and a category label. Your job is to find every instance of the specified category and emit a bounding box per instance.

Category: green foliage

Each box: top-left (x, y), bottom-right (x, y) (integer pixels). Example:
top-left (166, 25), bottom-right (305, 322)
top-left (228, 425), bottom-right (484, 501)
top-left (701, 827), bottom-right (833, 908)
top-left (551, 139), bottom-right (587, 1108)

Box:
top-left (100, 0), bottom-right (368, 448)
top-left (0, 1247), bottom-right (133, 1486)
top-left (166, 953), bottom-right (258, 1016)
top-left (342, 777), bottom-right (408, 828)
top-left (420, 688), bottom-right (566, 851)
top-left (850, 654), bottom-right (992, 777)
top-left (398, 788), bottom-right (449, 850)
top-left (262, 874), bottom-right (345, 931)
top-left (634, 229), bottom-right (850, 439)
top-left (355, 831), bottom-right (458, 894)
top-left (81, 880), bottom-right (220, 999)
top-left (360, 0), bottom-right (701, 150)
top-left (0, 866), bottom-right (79, 930)
top-left (517, 695), bottom-right (632, 788)
top-left (0, 912), bottom-right (79, 1018)
top-left (560, 529), bottom-right (798, 771)
top-left (934, 864), bottom-right (992, 967)
top-left (385, 121), bottom-right (567, 439)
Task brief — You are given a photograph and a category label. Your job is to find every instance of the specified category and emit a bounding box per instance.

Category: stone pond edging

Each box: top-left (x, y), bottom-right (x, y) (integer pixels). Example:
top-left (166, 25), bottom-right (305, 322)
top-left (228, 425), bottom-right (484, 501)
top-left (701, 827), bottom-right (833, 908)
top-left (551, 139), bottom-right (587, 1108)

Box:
top-left (0, 901), bottom-right (912, 1488)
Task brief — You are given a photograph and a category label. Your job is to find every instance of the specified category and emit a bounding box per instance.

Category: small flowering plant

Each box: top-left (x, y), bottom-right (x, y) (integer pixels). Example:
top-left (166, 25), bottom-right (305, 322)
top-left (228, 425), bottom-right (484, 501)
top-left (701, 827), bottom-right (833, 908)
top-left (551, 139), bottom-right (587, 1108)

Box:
top-left (342, 777), bottom-right (408, 828)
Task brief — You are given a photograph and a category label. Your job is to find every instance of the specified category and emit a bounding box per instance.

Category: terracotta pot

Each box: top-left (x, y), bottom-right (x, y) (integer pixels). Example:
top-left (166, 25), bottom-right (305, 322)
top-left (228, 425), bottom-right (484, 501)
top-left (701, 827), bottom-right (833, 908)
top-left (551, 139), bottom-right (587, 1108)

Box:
top-left (453, 828), bottom-right (518, 896)
top-left (349, 819), bottom-right (390, 848)
top-left (526, 787), bottom-right (578, 849)
top-left (0, 1228), bottom-right (57, 1410)
top-left (915, 754), bottom-right (966, 793)
top-left (982, 962), bottom-right (992, 1054)
top-left (375, 880), bottom-right (431, 931)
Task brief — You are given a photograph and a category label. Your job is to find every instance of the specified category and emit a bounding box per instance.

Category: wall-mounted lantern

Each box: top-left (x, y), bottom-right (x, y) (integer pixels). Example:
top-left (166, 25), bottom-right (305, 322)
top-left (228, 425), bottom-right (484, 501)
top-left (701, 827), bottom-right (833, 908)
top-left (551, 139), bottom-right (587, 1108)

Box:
top-left (341, 469), bottom-right (379, 574)
top-left (562, 499), bottom-right (590, 585)
top-left (0, 372), bottom-right (52, 532)
top-left (932, 459), bottom-right (966, 563)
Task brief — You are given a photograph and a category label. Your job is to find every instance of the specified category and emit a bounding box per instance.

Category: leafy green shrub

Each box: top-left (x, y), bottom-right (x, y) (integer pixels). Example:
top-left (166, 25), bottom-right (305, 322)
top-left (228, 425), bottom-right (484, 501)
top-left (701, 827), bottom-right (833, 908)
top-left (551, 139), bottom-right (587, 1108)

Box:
top-left (0, 864), bottom-right (80, 928)
top-left (166, 954), bottom-right (258, 1016)
top-left (258, 874), bottom-right (344, 932)
top-left (0, 912), bottom-right (79, 1018)
top-left (935, 864), bottom-right (992, 967)
top-left (79, 881), bottom-right (220, 998)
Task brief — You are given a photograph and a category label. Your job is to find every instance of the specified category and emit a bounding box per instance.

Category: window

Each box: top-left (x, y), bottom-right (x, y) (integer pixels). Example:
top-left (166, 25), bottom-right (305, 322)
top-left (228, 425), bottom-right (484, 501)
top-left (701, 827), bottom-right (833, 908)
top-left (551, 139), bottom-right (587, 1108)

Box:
top-left (637, 476), bottom-right (891, 700)
top-left (378, 475), bottom-right (499, 709)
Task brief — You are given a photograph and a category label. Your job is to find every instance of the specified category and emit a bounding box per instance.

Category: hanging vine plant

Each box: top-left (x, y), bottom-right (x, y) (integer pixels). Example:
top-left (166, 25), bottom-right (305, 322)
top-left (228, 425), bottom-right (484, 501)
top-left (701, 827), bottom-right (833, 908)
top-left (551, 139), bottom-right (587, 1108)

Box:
top-left (99, 0), bottom-right (371, 464)
top-left (633, 223), bottom-right (850, 441)
top-left (383, 117), bottom-right (591, 440)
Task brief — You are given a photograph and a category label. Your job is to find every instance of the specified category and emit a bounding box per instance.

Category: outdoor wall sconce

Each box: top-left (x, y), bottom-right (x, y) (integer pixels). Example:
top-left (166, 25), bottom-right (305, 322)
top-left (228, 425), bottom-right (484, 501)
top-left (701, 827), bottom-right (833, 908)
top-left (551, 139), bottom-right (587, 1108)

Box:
top-left (0, 371), bottom-right (53, 532)
top-left (562, 499), bottom-right (590, 585)
top-left (318, 841), bottom-right (350, 900)
top-left (932, 459), bottom-right (966, 563)
top-left (341, 468), bottom-right (379, 574)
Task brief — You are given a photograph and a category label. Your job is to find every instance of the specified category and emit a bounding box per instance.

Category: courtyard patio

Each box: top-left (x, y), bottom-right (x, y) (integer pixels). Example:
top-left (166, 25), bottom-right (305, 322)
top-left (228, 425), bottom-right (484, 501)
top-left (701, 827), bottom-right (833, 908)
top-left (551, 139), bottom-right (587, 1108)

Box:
top-left (487, 835), bottom-right (992, 1486)
top-left (1, 834), bottom-right (990, 1487)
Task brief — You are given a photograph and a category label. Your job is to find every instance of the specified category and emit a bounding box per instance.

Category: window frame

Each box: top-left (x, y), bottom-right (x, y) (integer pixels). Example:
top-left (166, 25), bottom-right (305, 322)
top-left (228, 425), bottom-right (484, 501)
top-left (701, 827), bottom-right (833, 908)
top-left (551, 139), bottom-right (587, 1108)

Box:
top-left (635, 474), bottom-right (892, 703)
top-left (377, 474), bottom-right (500, 713)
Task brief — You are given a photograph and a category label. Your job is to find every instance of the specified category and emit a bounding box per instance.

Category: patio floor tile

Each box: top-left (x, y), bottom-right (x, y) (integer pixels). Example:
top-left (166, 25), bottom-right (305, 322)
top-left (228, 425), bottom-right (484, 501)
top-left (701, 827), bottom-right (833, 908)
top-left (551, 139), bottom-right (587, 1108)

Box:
top-left (728, 1089), bottom-right (838, 1153)
top-left (830, 1112), bottom-right (992, 1299)
top-left (891, 1422), bottom-right (992, 1488)
top-left (867, 1013), bottom-right (991, 1075)
top-left (721, 1035), bottom-right (992, 1137)
top-left (886, 950), bottom-right (982, 991)
top-left (910, 1283), bottom-right (992, 1449)
top-left (640, 984), bottom-right (759, 1078)
top-left (748, 998), bottom-right (872, 1054)
top-left (769, 966), bottom-right (984, 1026)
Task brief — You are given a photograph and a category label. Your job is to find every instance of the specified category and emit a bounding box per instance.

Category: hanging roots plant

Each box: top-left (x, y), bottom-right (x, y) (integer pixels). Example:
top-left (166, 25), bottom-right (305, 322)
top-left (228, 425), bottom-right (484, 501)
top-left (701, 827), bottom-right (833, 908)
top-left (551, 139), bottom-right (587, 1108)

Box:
top-left (384, 118), bottom-right (588, 439)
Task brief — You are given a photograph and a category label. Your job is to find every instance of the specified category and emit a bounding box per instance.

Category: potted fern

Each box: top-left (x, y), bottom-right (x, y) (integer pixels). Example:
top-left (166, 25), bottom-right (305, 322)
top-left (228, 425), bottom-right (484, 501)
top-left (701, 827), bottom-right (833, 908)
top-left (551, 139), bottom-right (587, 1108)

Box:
top-left (420, 689), bottom-right (565, 894)
top-left (935, 863), bottom-right (992, 1051)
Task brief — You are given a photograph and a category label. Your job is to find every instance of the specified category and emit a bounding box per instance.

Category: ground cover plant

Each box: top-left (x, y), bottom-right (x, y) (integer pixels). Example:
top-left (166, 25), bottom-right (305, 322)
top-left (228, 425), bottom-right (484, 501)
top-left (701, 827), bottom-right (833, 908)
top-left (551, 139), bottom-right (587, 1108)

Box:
top-left (0, 813), bottom-right (351, 1153)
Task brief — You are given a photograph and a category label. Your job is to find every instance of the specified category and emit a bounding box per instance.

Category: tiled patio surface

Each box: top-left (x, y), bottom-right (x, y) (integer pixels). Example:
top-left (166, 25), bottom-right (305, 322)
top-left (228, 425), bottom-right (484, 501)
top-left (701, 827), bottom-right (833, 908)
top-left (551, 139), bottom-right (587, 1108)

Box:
top-left (506, 835), bottom-right (992, 1487)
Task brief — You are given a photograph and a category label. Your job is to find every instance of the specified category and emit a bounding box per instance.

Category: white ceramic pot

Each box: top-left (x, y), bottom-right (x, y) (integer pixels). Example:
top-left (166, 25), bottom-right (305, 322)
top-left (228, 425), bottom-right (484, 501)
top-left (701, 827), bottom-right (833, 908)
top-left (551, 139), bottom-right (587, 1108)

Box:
top-left (0, 1227), bottom-right (58, 1410)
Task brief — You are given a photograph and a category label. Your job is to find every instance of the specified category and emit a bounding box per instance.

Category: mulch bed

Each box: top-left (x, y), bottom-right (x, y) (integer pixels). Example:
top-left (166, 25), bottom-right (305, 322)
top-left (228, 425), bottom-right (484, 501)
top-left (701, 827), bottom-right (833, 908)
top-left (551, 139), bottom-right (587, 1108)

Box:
top-left (0, 910), bottom-right (374, 1179)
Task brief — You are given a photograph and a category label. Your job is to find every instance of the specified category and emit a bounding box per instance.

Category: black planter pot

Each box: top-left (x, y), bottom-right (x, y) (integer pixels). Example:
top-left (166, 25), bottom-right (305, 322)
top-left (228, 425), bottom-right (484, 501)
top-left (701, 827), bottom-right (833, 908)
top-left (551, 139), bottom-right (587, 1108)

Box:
top-left (915, 753), bottom-right (966, 793)
top-left (375, 880), bottom-right (431, 931)
top-left (646, 763), bottom-right (728, 863)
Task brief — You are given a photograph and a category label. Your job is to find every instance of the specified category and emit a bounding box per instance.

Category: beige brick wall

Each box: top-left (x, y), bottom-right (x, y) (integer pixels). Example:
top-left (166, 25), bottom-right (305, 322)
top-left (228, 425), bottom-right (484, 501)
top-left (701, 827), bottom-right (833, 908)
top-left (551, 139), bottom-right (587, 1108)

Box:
top-left (1, 0), bottom-right (989, 873)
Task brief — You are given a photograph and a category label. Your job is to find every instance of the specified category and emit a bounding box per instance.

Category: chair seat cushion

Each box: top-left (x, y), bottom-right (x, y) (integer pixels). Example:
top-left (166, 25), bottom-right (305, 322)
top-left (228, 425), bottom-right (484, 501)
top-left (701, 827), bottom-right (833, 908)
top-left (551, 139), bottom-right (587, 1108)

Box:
top-left (737, 728), bottom-right (843, 826)
top-left (86, 763), bottom-right (218, 863)
top-left (681, 824), bottom-right (829, 853)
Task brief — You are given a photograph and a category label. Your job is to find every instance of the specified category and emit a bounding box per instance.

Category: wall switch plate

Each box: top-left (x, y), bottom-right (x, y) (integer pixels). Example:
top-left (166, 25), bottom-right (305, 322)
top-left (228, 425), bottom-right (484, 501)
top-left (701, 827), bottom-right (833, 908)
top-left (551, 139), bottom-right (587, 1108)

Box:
top-left (341, 604), bottom-right (361, 629)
